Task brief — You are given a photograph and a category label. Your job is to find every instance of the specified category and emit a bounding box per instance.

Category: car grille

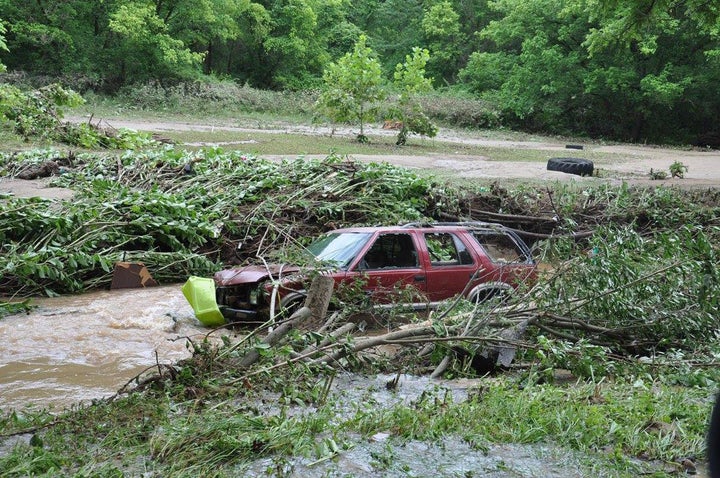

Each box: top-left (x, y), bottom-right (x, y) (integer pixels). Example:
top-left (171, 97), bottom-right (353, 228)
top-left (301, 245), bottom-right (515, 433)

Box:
top-left (216, 285), bottom-right (253, 309)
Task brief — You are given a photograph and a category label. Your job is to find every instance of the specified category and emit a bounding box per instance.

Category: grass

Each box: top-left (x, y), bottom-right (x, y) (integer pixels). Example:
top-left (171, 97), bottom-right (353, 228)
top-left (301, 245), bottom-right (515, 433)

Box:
top-left (0, 371), bottom-right (712, 477)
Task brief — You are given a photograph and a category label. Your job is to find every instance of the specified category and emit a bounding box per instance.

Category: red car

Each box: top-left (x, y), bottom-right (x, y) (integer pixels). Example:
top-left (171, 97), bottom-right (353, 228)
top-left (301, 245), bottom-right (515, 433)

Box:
top-left (213, 222), bottom-right (537, 322)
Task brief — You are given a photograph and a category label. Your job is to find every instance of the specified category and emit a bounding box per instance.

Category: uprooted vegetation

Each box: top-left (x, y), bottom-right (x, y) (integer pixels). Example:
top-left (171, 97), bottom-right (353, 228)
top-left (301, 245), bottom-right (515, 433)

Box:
top-left (2, 146), bottom-right (720, 475)
top-left (2, 146), bottom-right (719, 360)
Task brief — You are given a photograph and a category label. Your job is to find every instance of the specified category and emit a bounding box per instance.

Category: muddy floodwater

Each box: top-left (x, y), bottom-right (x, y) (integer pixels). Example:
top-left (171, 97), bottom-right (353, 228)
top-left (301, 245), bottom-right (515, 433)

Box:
top-left (0, 285), bottom-right (206, 411)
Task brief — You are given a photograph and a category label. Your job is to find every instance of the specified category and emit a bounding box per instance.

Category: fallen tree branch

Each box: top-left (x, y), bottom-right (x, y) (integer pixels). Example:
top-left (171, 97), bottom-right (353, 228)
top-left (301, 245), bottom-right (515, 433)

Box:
top-left (239, 275), bottom-right (333, 368)
top-left (238, 307), bottom-right (312, 368)
top-left (539, 312), bottom-right (620, 337)
top-left (534, 322), bottom-right (580, 342)
top-left (314, 325), bottom-right (445, 365)
top-left (291, 322), bottom-right (356, 360)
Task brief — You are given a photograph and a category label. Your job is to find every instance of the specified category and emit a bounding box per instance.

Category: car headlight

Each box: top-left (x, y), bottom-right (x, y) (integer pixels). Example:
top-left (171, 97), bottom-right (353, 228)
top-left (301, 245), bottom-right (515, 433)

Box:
top-left (249, 287), bottom-right (259, 305)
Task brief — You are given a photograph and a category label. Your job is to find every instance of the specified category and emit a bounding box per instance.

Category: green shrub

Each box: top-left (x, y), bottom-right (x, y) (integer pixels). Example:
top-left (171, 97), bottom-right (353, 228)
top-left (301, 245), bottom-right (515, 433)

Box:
top-left (419, 94), bottom-right (502, 129)
top-left (114, 80), bottom-right (319, 116)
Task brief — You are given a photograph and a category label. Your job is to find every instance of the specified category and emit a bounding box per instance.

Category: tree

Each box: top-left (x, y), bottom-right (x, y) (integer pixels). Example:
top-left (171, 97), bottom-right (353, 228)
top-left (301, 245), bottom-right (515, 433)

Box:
top-left (459, 0), bottom-right (588, 133)
top-left (0, 0), bottom-right (269, 88)
top-left (457, 0), bottom-right (720, 143)
top-left (108, 2), bottom-right (204, 84)
top-left (0, 19), bottom-right (7, 72)
top-left (154, 0), bottom-right (246, 76)
top-left (211, 1), bottom-right (271, 86)
top-left (261, 0), bottom-right (325, 88)
top-left (0, 2), bottom-right (78, 75)
top-left (0, 83), bottom-right (84, 141)
top-left (346, 0), bottom-right (425, 76)
top-left (421, 1), bottom-right (464, 83)
top-left (391, 47), bottom-right (437, 145)
top-left (584, 0), bottom-right (720, 56)
top-left (316, 35), bottom-right (385, 142)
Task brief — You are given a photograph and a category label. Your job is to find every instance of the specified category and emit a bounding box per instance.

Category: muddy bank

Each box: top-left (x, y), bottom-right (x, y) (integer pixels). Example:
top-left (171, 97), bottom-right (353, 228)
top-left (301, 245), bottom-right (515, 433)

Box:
top-left (0, 177), bottom-right (74, 200)
top-left (195, 372), bottom-right (707, 477)
top-left (0, 287), bottom-right (604, 476)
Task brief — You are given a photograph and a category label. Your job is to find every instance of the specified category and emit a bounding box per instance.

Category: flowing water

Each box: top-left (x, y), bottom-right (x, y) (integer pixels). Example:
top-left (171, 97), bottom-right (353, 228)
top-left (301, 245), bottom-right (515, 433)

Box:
top-left (0, 285), bottom-right (206, 411)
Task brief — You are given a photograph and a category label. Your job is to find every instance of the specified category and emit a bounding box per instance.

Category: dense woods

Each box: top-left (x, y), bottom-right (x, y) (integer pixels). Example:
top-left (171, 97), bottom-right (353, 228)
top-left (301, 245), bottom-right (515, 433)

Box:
top-left (1, 0), bottom-right (720, 143)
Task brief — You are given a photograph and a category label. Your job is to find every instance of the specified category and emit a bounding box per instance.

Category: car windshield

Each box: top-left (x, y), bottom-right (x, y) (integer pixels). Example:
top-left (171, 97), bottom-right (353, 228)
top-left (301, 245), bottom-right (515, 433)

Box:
top-left (306, 232), bottom-right (372, 269)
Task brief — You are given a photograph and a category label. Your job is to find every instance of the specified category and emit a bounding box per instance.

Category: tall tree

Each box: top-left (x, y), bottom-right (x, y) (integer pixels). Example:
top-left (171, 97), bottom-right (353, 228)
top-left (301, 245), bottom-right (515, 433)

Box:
top-left (458, 0), bottom-right (720, 143)
top-left (262, 0), bottom-right (327, 88)
top-left (211, 1), bottom-right (271, 85)
top-left (347, 0), bottom-right (425, 76)
top-left (108, 2), bottom-right (204, 84)
top-left (585, 0), bottom-right (720, 55)
top-left (156, 0), bottom-right (245, 75)
top-left (421, 0), bottom-right (464, 84)
top-left (316, 35), bottom-right (385, 142)
top-left (391, 47), bottom-right (438, 144)
top-left (0, 1), bottom-right (78, 74)
top-left (0, 0), bottom-right (274, 88)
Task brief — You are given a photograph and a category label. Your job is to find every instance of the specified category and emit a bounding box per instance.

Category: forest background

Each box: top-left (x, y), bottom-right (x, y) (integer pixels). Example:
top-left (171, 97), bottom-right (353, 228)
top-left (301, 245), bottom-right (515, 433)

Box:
top-left (1, 0), bottom-right (720, 146)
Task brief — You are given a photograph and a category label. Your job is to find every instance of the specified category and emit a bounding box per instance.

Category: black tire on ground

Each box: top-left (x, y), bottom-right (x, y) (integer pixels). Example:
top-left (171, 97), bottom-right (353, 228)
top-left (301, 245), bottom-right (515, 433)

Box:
top-left (565, 144), bottom-right (584, 150)
top-left (547, 157), bottom-right (594, 176)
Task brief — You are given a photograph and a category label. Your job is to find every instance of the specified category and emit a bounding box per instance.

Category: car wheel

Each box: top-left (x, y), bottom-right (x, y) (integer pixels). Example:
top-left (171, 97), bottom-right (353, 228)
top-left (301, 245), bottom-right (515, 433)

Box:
top-left (468, 288), bottom-right (509, 305)
top-left (547, 157), bottom-right (594, 176)
top-left (279, 295), bottom-right (305, 318)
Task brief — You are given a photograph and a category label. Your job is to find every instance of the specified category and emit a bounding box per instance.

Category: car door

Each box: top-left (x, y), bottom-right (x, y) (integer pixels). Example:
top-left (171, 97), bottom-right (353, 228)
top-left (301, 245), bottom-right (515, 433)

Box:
top-left (421, 231), bottom-right (478, 301)
top-left (343, 232), bottom-right (427, 304)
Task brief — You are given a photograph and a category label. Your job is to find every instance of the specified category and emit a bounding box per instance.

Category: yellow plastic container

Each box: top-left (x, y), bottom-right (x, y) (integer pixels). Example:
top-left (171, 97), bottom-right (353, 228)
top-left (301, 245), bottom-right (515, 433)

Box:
top-left (182, 276), bottom-right (226, 326)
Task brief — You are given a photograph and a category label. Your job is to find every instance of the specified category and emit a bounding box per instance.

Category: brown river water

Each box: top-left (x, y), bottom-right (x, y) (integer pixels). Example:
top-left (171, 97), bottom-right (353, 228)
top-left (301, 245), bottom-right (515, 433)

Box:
top-left (0, 285), bottom-right (206, 411)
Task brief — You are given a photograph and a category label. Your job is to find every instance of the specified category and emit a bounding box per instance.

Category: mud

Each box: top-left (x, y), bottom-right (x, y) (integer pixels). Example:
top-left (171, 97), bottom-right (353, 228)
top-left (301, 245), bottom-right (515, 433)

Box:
top-left (4, 118), bottom-right (720, 201)
top-left (0, 176), bottom-right (75, 200)
top-left (242, 432), bottom-right (592, 477)
top-left (240, 373), bottom-right (695, 477)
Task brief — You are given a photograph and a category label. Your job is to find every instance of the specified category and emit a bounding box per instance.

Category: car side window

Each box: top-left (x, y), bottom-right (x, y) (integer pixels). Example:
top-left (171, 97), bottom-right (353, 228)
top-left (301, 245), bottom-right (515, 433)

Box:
top-left (360, 233), bottom-right (418, 269)
top-left (424, 232), bottom-right (473, 266)
top-left (473, 232), bottom-right (529, 263)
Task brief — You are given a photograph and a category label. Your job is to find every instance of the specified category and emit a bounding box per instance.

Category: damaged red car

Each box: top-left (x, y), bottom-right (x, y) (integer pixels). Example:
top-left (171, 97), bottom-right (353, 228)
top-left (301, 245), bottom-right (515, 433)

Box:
top-left (213, 222), bottom-right (537, 322)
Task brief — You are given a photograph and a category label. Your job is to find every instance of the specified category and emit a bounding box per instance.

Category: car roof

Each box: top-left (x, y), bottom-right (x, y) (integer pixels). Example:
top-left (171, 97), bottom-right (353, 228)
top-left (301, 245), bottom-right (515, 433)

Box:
top-left (328, 222), bottom-right (512, 234)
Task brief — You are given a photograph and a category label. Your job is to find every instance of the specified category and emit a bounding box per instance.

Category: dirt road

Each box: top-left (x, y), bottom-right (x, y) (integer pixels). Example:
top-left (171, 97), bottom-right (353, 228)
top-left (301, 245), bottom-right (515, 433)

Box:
top-left (89, 116), bottom-right (720, 186)
top-left (4, 117), bottom-right (720, 199)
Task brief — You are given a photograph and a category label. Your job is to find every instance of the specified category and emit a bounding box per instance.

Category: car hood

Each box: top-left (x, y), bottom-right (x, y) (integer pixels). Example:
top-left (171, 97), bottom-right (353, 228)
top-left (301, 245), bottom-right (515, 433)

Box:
top-left (214, 264), bottom-right (303, 286)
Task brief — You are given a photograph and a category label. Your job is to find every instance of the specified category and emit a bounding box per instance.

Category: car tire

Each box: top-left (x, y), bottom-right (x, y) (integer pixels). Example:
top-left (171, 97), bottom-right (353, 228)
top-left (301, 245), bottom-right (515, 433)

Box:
top-left (547, 157), bottom-right (594, 176)
top-left (468, 287), bottom-right (510, 305)
top-left (280, 295), bottom-right (305, 318)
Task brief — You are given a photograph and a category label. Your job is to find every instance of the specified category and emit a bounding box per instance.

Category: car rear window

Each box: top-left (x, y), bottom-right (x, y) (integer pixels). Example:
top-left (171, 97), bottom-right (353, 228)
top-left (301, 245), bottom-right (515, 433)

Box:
top-left (472, 232), bottom-right (529, 263)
